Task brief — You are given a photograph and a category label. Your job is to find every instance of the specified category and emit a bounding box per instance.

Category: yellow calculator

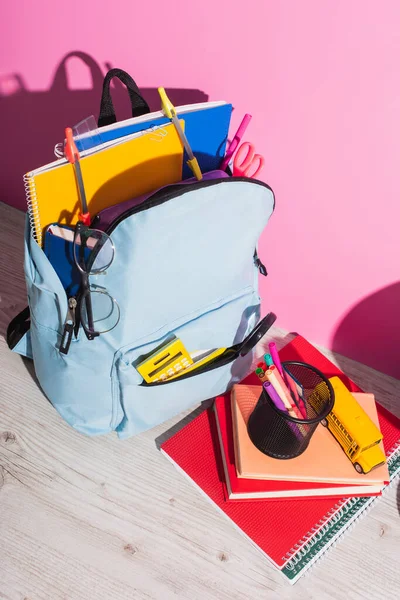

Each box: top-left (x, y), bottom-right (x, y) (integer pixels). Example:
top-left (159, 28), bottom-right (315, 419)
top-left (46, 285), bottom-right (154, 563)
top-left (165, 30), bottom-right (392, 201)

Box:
top-left (135, 336), bottom-right (194, 383)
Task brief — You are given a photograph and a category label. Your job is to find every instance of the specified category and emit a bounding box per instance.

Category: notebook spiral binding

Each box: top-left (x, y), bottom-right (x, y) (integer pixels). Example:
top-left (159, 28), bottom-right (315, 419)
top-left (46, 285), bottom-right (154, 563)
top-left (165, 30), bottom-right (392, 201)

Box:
top-left (24, 172), bottom-right (41, 247)
top-left (283, 440), bottom-right (400, 577)
top-left (282, 500), bottom-right (347, 561)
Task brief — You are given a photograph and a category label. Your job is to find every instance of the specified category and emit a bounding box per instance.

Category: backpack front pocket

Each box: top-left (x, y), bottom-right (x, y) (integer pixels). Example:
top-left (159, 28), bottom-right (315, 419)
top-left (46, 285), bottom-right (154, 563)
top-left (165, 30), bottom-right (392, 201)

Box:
top-left (112, 287), bottom-right (260, 438)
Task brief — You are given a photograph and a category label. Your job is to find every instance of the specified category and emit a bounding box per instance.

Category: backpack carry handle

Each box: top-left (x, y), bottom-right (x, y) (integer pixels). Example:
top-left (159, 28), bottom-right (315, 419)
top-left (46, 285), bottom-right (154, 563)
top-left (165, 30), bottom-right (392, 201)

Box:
top-left (98, 68), bottom-right (150, 128)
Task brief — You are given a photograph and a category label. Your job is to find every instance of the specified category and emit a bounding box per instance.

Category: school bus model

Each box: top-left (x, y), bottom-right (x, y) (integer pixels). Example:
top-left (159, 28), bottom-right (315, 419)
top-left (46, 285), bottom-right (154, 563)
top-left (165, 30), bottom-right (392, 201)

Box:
top-left (309, 376), bottom-right (386, 474)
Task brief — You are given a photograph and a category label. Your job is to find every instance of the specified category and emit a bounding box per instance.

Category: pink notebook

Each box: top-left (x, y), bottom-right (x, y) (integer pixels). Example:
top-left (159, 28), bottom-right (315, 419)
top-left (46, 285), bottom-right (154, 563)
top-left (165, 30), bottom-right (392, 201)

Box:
top-left (214, 393), bottom-right (383, 499)
top-left (231, 385), bottom-right (388, 485)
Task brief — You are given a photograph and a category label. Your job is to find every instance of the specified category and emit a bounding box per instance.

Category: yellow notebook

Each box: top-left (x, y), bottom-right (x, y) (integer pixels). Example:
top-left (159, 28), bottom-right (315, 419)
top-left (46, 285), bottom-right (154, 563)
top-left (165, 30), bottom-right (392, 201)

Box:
top-left (25, 122), bottom-right (185, 246)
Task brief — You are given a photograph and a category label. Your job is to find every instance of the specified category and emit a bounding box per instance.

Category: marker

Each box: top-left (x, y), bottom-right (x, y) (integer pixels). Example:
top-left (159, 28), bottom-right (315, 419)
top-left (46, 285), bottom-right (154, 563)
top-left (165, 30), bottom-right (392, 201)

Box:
top-left (264, 353), bottom-right (274, 368)
top-left (255, 367), bottom-right (267, 382)
top-left (284, 367), bottom-right (308, 419)
top-left (220, 113), bottom-right (252, 171)
top-left (262, 381), bottom-right (287, 412)
top-left (268, 342), bottom-right (284, 377)
top-left (257, 361), bottom-right (266, 370)
top-left (263, 382), bottom-right (303, 439)
top-left (265, 366), bottom-right (302, 419)
top-left (158, 87), bottom-right (202, 180)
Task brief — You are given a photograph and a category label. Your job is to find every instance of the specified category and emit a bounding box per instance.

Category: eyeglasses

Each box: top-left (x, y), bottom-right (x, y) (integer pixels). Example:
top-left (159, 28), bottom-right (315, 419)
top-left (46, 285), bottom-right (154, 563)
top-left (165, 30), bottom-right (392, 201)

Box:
top-left (73, 222), bottom-right (120, 340)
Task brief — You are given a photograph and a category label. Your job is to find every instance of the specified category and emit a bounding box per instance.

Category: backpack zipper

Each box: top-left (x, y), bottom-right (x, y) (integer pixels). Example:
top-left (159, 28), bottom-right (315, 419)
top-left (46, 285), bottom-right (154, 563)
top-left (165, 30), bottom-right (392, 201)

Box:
top-left (102, 177), bottom-right (275, 236)
top-left (63, 177), bottom-right (274, 354)
top-left (60, 297), bottom-right (77, 355)
top-left (142, 310), bottom-right (277, 386)
top-left (254, 249), bottom-right (268, 276)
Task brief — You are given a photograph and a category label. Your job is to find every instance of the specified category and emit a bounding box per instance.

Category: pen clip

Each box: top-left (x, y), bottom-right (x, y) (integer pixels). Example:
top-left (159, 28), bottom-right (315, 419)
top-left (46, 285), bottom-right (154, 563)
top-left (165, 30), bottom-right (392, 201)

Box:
top-left (158, 87), bottom-right (176, 119)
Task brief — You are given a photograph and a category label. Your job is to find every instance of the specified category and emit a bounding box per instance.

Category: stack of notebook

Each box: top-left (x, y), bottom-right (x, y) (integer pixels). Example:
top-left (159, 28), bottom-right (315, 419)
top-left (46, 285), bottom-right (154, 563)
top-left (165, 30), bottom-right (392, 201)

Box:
top-left (160, 335), bottom-right (400, 584)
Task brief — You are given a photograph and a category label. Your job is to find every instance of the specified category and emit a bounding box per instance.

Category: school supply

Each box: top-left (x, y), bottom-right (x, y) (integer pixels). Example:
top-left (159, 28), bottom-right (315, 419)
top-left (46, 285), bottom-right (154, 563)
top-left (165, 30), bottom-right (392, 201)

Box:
top-left (158, 87), bottom-right (202, 181)
top-left (46, 224), bottom-right (76, 243)
top-left (268, 341), bottom-right (283, 376)
top-left (284, 367), bottom-right (307, 418)
top-left (255, 367), bottom-right (266, 381)
top-left (319, 377), bottom-right (386, 474)
top-left (25, 121), bottom-right (185, 247)
top-left (160, 335), bottom-right (400, 584)
top-left (232, 384), bottom-right (389, 485)
top-left (44, 226), bottom-right (89, 297)
top-left (264, 353), bottom-right (274, 368)
top-left (264, 366), bottom-right (300, 418)
top-left (263, 381), bottom-right (287, 412)
top-left (233, 142), bottom-right (265, 178)
top-left (220, 113), bottom-right (252, 171)
top-left (214, 392), bottom-right (383, 500)
top-left (65, 221), bottom-right (119, 350)
top-left (64, 127), bottom-right (90, 225)
top-left (262, 380), bottom-right (304, 441)
top-left (135, 336), bottom-right (194, 383)
top-left (250, 362), bottom-right (334, 456)
top-left (10, 172), bottom-right (275, 436)
top-left (8, 64), bottom-right (275, 438)
top-left (70, 69), bottom-right (232, 179)
top-left (165, 347), bottom-right (227, 382)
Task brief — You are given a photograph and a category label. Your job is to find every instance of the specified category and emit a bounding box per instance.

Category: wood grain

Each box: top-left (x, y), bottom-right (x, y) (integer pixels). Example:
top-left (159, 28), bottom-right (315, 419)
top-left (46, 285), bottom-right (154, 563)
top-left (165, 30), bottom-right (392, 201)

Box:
top-left (0, 202), bottom-right (399, 600)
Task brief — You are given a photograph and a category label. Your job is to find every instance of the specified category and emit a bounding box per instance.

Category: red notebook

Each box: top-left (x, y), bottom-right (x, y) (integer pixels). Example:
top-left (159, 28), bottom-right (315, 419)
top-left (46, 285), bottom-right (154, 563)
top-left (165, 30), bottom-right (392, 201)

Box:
top-left (214, 394), bottom-right (383, 500)
top-left (160, 335), bottom-right (400, 576)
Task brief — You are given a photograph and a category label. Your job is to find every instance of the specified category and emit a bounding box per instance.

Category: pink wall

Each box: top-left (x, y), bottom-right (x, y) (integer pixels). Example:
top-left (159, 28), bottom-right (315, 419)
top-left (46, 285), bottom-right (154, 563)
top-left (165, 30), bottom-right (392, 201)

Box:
top-left (1, 1), bottom-right (399, 379)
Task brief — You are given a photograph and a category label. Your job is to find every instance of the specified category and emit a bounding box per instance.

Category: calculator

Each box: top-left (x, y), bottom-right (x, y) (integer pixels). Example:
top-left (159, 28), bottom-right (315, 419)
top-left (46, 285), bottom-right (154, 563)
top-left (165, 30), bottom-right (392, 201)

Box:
top-left (135, 336), bottom-right (193, 383)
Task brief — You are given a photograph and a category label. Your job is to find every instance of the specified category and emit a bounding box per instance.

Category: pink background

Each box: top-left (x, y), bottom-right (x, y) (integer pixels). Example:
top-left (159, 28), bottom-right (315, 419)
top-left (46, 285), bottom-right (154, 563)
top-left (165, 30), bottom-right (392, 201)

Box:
top-left (1, 1), bottom-right (399, 379)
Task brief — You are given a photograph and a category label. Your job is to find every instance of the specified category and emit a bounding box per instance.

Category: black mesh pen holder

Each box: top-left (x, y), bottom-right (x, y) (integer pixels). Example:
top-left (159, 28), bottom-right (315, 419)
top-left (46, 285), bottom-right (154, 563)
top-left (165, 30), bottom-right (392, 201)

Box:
top-left (247, 361), bottom-right (335, 459)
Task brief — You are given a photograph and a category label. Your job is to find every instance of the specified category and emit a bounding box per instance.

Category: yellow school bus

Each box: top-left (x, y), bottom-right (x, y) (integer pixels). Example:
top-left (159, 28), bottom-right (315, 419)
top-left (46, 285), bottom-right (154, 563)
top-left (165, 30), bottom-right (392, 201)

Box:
top-left (309, 376), bottom-right (386, 474)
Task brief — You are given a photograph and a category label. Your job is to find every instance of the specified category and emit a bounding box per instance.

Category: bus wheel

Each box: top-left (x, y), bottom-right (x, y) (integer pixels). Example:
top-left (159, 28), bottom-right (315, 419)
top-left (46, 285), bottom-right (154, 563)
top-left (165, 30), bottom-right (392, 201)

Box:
top-left (320, 418), bottom-right (328, 427)
top-left (354, 462), bottom-right (363, 474)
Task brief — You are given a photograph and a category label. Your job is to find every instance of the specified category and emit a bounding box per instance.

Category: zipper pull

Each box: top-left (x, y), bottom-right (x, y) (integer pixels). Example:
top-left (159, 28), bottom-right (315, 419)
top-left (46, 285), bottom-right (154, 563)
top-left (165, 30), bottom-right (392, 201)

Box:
top-left (254, 250), bottom-right (268, 276)
top-left (60, 298), bottom-right (77, 355)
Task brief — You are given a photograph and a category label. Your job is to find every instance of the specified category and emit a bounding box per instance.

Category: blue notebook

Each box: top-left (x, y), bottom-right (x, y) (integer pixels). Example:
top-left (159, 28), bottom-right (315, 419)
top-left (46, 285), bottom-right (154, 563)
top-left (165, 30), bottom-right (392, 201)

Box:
top-left (77, 102), bottom-right (232, 179)
top-left (44, 227), bottom-right (90, 297)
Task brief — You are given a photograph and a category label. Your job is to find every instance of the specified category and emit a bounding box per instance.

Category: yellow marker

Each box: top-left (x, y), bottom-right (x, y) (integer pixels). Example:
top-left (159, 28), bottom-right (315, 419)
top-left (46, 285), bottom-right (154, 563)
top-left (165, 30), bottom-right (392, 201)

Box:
top-left (158, 87), bottom-right (203, 181)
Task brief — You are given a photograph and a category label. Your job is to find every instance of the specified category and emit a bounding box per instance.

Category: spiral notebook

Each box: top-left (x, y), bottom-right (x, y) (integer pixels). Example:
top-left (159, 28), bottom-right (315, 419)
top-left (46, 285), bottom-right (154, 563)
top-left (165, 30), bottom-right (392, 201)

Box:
top-left (24, 122), bottom-right (184, 247)
top-left (231, 385), bottom-right (388, 485)
top-left (214, 393), bottom-right (384, 499)
top-left (160, 335), bottom-right (400, 584)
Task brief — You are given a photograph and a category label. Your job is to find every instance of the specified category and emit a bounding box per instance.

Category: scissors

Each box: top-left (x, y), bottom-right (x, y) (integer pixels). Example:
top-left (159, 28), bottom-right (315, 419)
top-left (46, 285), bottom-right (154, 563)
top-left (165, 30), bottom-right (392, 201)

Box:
top-left (233, 142), bottom-right (265, 179)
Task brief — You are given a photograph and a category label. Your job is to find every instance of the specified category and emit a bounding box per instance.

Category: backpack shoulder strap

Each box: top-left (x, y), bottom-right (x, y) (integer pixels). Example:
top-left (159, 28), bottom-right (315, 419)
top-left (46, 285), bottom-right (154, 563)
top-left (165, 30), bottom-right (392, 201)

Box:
top-left (7, 306), bottom-right (30, 350)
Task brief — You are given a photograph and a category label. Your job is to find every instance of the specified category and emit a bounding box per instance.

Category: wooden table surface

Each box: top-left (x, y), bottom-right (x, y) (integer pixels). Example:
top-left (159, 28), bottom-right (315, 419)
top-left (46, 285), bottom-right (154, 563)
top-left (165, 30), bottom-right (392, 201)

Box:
top-left (0, 202), bottom-right (399, 600)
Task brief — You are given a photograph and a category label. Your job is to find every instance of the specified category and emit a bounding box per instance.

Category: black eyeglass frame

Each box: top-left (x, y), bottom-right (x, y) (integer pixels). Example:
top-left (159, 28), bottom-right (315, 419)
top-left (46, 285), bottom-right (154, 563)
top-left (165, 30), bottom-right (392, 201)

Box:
top-left (73, 221), bottom-right (119, 341)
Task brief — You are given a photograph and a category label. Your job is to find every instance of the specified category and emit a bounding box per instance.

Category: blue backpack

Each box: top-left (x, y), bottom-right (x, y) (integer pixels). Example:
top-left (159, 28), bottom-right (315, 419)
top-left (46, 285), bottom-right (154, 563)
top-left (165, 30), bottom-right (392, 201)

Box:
top-left (7, 71), bottom-right (276, 438)
top-left (8, 172), bottom-right (275, 437)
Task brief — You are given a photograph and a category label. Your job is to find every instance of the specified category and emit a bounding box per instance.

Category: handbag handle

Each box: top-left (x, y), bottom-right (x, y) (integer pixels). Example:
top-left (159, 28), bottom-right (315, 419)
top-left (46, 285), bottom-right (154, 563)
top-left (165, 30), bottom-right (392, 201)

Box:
top-left (98, 68), bottom-right (150, 127)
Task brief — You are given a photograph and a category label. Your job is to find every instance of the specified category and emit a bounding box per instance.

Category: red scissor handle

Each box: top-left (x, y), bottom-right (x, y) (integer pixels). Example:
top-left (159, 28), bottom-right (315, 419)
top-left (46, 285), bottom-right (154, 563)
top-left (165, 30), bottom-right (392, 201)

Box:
top-left (233, 142), bottom-right (265, 179)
